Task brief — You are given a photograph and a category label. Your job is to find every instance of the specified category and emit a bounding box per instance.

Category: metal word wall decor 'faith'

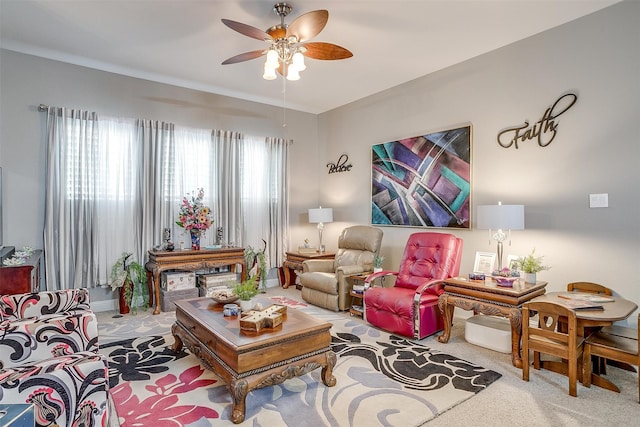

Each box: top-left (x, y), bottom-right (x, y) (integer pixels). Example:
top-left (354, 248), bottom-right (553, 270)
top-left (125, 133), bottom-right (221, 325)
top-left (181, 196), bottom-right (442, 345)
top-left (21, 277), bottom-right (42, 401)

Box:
top-left (327, 154), bottom-right (352, 174)
top-left (497, 92), bottom-right (577, 149)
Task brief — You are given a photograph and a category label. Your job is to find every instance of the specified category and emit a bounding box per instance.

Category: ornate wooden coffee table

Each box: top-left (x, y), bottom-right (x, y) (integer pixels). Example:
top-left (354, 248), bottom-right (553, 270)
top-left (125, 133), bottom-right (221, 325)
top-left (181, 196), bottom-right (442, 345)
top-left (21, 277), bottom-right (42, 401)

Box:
top-left (171, 297), bottom-right (336, 424)
top-left (437, 277), bottom-right (547, 368)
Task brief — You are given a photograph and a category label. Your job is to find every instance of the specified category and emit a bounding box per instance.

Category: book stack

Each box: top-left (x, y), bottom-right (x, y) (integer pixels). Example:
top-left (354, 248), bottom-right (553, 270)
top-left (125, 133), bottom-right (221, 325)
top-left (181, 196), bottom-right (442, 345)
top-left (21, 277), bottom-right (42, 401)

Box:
top-left (352, 284), bottom-right (365, 294)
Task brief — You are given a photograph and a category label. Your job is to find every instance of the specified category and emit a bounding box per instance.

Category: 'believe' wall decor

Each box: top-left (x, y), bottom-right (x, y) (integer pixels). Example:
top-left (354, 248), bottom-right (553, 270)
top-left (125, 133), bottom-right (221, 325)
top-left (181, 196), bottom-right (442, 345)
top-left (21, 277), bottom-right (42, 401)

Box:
top-left (497, 92), bottom-right (577, 149)
top-left (327, 154), bottom-right (352, 174)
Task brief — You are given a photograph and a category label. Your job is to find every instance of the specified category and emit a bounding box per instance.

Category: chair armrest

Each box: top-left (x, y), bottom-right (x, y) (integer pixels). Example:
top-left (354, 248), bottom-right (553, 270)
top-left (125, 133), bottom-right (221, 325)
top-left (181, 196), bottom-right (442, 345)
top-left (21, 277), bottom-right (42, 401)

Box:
top-left (414, 279), bottom-right (446, 298)
top-left (302, 259), bottom-right (335, 273)
top-left (365, 270), bottom-right (398, 283)
top-left (1, 289), bottom-right (91, 321)
top-left (335, 265), bottom-right (367, 276)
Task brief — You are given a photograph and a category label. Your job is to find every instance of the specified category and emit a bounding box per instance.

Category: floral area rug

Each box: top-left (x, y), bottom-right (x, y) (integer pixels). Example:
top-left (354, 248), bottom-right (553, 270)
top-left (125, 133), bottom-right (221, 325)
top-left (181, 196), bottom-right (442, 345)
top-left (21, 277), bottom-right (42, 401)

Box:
top-left (101, 305), bottom-right (501, 427)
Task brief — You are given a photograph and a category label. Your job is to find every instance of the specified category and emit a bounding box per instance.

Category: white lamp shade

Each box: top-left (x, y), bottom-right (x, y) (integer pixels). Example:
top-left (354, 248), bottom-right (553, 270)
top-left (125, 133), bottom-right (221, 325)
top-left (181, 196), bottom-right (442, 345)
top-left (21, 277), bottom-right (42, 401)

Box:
top-left (309, 207), bottom-right (333, 224)
top-left (476, 204), bottom-right (524, 230)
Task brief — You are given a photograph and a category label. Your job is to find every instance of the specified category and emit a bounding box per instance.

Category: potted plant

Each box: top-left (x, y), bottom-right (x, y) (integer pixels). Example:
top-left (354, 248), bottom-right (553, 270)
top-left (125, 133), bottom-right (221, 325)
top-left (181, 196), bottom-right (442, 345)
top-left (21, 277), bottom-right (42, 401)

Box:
top-left (110, 252), bottom-right (148, 314)
top-left (373, 255), bottom-right (384, 273)
top-left (232, 274), bottom-right (260, 311)
top-left (244, 240), bottom-right (267, 293)
top-left (514, 249), bottom-right (550, 284)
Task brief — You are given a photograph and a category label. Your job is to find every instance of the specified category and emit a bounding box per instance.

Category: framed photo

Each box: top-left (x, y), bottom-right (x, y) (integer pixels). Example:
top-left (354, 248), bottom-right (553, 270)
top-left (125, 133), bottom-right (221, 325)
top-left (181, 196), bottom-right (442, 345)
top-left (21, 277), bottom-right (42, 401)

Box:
top-left (506, 254), bottom-right (521, 271)
top-left (371, 124), bottom-right (472, 228)
top-left (473, 251), bottom-right (496, 275)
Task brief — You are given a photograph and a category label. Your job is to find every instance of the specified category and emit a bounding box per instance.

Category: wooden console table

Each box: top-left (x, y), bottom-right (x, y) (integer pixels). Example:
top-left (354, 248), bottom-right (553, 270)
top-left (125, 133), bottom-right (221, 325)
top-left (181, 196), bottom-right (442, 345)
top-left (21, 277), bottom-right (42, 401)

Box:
top-left (146, 247), bottom-right (246, 314)
top-left (437, 277), bottom-right (547, 368)
top-left (282, 251), bottom-right (335, 289)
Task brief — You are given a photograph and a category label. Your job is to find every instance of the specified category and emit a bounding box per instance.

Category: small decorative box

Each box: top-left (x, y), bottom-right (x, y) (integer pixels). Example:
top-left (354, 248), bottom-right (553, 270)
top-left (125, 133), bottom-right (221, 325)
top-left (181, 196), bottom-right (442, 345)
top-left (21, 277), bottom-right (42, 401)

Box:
top-left (469, 272), bottom-right (485, 281)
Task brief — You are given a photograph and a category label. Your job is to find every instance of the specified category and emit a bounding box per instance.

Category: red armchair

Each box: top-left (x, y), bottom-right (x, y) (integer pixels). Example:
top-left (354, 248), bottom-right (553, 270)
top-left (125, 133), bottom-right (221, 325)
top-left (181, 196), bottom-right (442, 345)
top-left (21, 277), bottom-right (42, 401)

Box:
top-left (364, 232), bottom-right (463, 339)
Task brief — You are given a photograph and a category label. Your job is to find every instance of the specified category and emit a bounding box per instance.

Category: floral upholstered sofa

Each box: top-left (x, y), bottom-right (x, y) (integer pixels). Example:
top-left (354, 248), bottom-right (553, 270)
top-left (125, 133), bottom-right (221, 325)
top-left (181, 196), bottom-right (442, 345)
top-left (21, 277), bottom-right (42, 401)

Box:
top-left (0, 289), bottom-right (110, 426)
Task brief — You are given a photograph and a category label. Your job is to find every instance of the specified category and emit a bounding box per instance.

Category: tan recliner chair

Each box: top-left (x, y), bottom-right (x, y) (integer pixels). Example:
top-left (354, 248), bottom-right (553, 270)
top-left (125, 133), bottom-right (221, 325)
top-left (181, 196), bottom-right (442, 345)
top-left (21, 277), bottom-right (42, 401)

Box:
top-left (300, 225), bottom-right (383, 311)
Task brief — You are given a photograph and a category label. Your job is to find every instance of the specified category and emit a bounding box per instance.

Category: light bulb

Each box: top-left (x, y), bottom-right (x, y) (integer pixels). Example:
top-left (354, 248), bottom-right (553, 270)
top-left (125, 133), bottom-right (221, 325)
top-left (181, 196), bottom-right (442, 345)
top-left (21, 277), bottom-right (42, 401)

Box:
top-left (292, 51), bottom-right (306, 71)
top-left (286, 64), bottom-right (300, 81)
top-left (265, 49), bottom-right (279, 68)
top-left (263, 65), bottom-right (277, 80)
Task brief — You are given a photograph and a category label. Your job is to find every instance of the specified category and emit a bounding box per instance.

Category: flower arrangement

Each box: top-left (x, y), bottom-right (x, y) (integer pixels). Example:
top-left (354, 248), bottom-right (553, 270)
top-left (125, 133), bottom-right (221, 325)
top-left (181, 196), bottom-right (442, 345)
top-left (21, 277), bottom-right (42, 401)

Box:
top-left (176, 188), bottom-right (213, 234)
top-left (514, 249), bottom-right (550, 274)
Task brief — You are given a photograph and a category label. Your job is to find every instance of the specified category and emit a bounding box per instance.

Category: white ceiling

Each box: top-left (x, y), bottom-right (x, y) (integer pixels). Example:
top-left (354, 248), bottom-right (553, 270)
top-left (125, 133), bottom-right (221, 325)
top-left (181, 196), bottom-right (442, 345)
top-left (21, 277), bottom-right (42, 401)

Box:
top-left (0, 0), bottom-right (620, 114)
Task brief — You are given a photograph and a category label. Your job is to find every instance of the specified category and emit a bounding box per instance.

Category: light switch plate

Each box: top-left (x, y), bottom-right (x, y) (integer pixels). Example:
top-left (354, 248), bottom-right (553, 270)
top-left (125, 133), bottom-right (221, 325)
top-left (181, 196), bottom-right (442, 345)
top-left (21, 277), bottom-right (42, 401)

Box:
top-left (589, 193), bottom-right (608, 208)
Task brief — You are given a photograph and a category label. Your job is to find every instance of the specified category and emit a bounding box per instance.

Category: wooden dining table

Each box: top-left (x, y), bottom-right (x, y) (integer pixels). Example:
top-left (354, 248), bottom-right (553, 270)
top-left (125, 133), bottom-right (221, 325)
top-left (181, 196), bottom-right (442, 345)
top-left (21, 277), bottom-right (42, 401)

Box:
top-left (529, 291), bottom-right (638, 392)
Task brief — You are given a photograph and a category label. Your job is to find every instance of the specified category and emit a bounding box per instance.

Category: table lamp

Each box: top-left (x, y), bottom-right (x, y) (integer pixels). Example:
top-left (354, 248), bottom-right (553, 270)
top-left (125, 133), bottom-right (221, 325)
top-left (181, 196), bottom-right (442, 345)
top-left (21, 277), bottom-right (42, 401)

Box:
top-left (308, 207), bottom-right (333, 253)
top-left (477, 202), bottom-right (524, 271)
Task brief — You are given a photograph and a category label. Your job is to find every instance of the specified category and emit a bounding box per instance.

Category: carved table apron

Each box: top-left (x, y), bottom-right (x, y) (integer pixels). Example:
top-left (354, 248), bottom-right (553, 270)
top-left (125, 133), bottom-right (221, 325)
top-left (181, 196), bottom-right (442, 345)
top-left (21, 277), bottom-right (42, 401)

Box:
top-left (437, 278), bottom-right (548, 368)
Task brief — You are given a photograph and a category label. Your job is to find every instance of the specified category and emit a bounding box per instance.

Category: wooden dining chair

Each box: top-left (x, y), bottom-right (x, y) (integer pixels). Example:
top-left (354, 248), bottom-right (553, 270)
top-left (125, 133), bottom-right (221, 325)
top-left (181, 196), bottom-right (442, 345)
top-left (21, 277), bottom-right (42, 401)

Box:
top-left (522, 301), bottom-right (585, 397)
top-left (567, 281), bottom-right (612, 296)
top-left (583, 313), bottom-right (640, 402)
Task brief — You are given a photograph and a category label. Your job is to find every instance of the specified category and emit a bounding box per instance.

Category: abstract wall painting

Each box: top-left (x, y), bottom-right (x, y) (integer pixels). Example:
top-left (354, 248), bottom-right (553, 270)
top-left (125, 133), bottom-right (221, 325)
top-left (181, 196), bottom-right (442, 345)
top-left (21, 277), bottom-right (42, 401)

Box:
top-left (371, 125), bottom-right (471, 228)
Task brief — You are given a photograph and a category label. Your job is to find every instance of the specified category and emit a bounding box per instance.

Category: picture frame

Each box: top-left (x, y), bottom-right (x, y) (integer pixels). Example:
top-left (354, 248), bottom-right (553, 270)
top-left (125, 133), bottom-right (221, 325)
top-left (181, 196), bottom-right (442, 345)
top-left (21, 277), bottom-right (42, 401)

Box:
top-left (473, 251), bottom-right (496, 275)
top-left (371, 124), bottom-right (472, 228)
top-left (506, 254), bottom-right (521, 271)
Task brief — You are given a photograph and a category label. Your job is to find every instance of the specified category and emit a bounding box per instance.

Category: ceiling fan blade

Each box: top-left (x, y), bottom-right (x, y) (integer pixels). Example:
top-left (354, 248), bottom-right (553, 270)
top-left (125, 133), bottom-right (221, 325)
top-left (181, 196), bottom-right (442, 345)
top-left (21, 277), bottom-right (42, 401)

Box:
top-left (221, 50), bottom-right (265, 65)
top-left (302, 42), bottom-right (353, 60)
top-left (286, 10), bottom-right (328, 42)
top-left (221, 19), bottom-right (273, 41)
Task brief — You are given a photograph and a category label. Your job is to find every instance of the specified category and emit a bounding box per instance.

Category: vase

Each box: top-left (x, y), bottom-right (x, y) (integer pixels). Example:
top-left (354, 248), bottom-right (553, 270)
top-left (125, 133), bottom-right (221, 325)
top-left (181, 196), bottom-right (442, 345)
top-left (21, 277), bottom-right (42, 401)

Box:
top-left (190, 230), bottom-right (201, 250)
top-left (239, 299), bottom-right (254, 312)
top-left (525, 272), bottom-right (537, 284)
top-left (118, 280), bottom-right (133, 314)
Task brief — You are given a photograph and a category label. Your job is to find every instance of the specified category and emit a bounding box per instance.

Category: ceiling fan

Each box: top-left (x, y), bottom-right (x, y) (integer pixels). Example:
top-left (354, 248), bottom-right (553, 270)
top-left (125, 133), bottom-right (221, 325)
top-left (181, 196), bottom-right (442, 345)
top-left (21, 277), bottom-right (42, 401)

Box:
top-left (221, 2), bottom-right (353, 81)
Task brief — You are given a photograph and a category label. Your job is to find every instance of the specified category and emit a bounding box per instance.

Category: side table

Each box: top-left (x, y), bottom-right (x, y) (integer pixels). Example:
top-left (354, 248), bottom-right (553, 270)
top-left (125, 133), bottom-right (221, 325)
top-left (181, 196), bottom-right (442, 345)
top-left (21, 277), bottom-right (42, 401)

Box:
top-left (282, 251), bottom-right (335, 289)
top-left (348, 273), bottom-right (385, 318)
top-left (437, 277), bottom-right (547, 368)
top-left (348, 273), bottom-right (370, 318)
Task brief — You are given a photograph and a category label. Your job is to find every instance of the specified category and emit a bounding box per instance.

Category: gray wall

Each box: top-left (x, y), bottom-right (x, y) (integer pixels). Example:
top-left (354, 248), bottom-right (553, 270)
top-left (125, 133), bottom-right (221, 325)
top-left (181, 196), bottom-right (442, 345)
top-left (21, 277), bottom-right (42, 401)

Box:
top-left (1, 2), bottom-right (638, 320)
top-left (317, 1), bottom-right (640, 317)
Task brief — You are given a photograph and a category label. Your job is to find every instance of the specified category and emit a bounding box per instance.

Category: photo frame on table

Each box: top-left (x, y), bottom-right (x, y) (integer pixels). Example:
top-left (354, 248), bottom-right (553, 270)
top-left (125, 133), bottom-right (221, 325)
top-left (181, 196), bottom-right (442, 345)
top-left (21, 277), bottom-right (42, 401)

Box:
top-left (371, 124), bottom-right (471, 228)
top-left (506, 254), bottom-right (521, 271)
top-left (473, 251), bottom-right (496, 275)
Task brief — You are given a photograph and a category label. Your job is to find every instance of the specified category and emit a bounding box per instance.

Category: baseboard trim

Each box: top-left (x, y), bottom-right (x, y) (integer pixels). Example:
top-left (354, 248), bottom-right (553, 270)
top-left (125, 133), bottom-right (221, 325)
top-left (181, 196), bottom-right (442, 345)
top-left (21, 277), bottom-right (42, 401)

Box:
top-left (91, 299), bottom-right (119, 313)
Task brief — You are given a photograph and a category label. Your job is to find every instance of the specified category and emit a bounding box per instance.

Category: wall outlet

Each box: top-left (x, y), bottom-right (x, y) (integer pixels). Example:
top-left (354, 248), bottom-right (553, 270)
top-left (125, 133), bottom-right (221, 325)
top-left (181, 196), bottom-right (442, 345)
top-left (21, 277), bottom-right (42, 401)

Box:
top-left (589, 193), bottom-right (608, 208)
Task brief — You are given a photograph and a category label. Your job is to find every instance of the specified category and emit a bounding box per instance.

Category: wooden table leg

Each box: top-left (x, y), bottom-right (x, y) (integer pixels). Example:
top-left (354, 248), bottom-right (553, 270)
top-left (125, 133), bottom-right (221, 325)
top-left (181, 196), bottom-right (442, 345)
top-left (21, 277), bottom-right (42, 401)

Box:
top-left (437, 294), bottom-right (454, 343)
top-left (282, 265), bottom-right (292, 289)
top-left (153, 272), bottom-right (161, 315)
top-left (507, 308), bottom-right (524, 368)
top-left (229, 379), bottom-right (249, 424)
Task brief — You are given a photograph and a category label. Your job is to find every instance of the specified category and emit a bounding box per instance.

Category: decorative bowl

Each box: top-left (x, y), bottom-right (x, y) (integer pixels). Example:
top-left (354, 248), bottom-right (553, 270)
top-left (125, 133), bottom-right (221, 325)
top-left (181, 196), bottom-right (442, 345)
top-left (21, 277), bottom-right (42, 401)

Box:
top-left (492, 276), bottom-right (519, 287)
top-left (211, 288), bottom-right (239, 304)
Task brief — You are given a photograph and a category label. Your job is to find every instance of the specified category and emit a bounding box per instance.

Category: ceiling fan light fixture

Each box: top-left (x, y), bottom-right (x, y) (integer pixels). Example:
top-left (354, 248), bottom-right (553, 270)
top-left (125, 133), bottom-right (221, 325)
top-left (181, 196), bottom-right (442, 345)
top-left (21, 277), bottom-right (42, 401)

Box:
top-left (263, 64), bottom-right (277, 80)
top-left (221, 3), bottom-right (352, 82)
top-left (265, 49), bottom-right (279, 67)
top-left (292, 51), bottom-right (306, 71)
top-left (286, 64), bottom-right (300, 81)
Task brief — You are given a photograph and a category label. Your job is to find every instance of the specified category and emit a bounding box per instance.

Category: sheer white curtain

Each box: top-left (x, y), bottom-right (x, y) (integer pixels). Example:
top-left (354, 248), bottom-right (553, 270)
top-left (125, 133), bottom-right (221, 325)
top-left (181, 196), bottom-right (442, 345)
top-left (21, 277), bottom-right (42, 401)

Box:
top-left (241, 135), bottom-right (290, 267)
top-left (138, 120), bottom-right (174, 258)
top-left (44, 109), bottom-right (141, 289)
top-left (44, 108), bottom-right (290, 289)
top-left (169, 126), bottom-right (217, 246)
top-left (212, 130), bottom-right (244, 248)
